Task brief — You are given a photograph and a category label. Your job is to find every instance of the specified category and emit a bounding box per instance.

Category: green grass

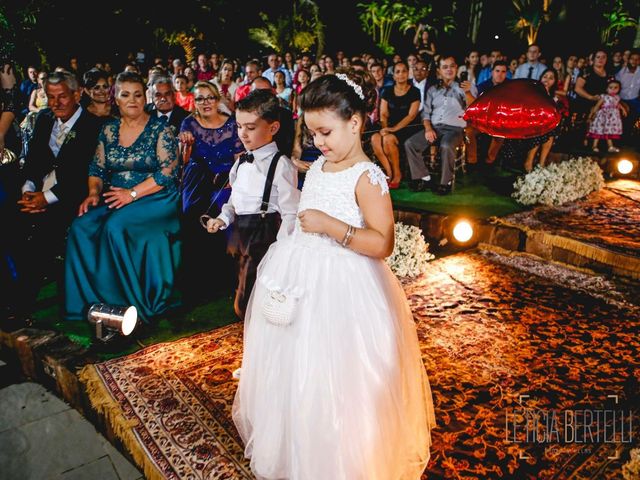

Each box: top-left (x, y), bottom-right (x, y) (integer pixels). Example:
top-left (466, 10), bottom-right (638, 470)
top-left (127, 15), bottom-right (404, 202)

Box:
top-left (31, 282), bottom-right (237, 360)
top-left (391, 167), bottom-right (526, 218)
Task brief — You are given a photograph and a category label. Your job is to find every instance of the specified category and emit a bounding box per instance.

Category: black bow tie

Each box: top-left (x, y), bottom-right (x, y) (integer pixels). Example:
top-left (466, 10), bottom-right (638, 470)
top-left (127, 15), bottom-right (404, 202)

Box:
top-left (240, 152), bottom-right (254, 163)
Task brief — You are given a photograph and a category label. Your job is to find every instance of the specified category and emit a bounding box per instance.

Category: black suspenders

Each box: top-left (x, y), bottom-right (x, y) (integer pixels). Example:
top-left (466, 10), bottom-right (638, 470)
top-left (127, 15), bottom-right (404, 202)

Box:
top-left (259, 152), bottom-right (282, 217)
top-left (238, 151), bottom-right (282, 218)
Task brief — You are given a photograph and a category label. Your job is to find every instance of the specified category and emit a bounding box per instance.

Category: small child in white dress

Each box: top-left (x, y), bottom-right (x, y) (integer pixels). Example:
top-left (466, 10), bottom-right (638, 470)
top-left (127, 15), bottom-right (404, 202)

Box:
top-left (588, 79), bottom-right (627, 153)
top-left (232, 71), bottom-right (436, 479)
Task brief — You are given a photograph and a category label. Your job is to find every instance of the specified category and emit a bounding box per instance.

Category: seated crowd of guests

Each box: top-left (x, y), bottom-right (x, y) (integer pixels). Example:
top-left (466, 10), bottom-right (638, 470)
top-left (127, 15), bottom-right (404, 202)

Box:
top-left (0, 41), bottom-right (639, 327)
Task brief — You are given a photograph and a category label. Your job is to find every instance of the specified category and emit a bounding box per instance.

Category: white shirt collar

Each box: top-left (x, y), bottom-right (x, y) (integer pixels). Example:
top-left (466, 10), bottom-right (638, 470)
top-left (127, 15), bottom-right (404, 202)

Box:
top-left (414, 78), bottom-right (427, 87)
top-left (248, 141), bottom-right (278, 162)
top-left (57, 105), bottom-right (83, 131)
top-left (157, 110), bottom-right (172, 119)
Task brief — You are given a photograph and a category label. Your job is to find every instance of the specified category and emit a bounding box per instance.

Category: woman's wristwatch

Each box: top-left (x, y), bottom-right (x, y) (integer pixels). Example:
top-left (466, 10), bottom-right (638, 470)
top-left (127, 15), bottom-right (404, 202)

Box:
top-left (130, 189), bottom-right (138, 201)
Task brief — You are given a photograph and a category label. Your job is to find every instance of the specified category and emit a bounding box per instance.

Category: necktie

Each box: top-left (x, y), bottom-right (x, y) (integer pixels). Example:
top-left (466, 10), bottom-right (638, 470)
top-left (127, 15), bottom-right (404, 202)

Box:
top-left (159, 113), bottom-right (169, 123)
top-left (240, 152), bottom-right (254, 164)
top-left (527, 66), bottom-right (534, 79)
top-left (47, 124), bottom-right (66, 189)
top-left (55, 125), bottom-right (68, 147)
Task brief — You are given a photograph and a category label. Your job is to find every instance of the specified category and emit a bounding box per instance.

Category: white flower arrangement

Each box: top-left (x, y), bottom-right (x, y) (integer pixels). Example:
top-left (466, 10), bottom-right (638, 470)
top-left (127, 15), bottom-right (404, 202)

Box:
top-left (386, 222), bottom-right (435, 278)
top-left (512, 157), bottom-right (604, 206)
top-left (623, 448), bottom-right (640, 480)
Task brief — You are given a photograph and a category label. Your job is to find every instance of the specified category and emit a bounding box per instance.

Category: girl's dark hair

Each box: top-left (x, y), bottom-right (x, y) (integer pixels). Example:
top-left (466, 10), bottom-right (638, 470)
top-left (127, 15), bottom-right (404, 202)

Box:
top-left (300, 69), bottom-right (376, 120)
top-left (472, 63), bottom-right (481, 83)
top-left (297, 69), bottom-right (310, 81)
top-left (607, 79), bottom-right (622, 89)
top-left (82, 68), bottom-right (108, 89)
top-left (540, 67), bottom-right (558, 96)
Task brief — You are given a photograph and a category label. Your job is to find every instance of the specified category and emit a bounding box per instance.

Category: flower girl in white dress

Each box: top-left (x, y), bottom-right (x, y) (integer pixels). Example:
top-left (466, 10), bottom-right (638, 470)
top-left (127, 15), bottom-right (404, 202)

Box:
top-left (232, 71), bottom-right (436, 480)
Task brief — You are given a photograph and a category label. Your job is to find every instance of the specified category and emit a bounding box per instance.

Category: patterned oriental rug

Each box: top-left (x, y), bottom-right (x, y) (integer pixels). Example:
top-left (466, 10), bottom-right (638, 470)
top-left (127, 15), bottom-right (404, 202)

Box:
top-left (80, 251), bottom-right (640, 480)
top-left (496, 180), bottom-right (640, 276)
top-left (80, 327), bottom-right (249, 480)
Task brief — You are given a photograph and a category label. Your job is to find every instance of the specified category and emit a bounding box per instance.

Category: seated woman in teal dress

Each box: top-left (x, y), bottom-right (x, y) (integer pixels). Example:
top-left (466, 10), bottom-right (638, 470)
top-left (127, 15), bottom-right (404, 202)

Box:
top-left (65, 71), bottom-right (181, 323)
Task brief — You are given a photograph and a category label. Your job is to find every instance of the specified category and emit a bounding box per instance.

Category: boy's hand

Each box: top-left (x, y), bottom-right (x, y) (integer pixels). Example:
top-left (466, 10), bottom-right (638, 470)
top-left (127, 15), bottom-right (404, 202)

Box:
top-left (298, 209), bottom-right (329, 234)
top-left (205, 218), bottom-right (226, 233)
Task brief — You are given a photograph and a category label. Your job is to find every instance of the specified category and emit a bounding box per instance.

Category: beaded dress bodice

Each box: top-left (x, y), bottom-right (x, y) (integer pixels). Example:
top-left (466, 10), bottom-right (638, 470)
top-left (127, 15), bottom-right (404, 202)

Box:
top-left (293, 157), bottom-right (388, 249)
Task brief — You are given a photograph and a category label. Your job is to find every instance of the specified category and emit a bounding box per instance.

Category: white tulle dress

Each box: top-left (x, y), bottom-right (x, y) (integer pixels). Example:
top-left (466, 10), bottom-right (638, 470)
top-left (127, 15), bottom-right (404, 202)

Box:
top-left (232, 157), bottom-right (436, 480)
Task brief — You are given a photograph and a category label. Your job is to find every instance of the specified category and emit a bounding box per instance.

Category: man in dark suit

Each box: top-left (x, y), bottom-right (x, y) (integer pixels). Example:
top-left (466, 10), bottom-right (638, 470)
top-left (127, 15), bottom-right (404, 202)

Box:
top-left (145, 75), bottom-right (189, 133)
top-left (6, 71), bottom-right (102, 323)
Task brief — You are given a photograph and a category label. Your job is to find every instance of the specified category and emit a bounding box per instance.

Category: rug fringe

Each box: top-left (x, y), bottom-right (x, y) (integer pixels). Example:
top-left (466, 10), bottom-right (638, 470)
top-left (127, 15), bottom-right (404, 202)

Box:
top-left (79, 365), bottom-right (166, 480)
top-left (491, 218), bottom-right (640, 277)
top-left (536, 233), bottom-right (640, 274)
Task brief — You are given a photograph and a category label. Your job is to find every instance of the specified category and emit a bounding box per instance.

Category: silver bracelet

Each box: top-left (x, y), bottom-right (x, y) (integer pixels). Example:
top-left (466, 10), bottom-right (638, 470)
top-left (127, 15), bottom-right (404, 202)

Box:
top-left (341, 225), bottom-right (355, 248)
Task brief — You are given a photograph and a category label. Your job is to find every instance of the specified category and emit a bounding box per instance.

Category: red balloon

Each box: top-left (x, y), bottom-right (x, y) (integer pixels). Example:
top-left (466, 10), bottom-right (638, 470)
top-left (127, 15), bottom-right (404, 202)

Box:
top-left (463, 79), bottom-right (561, 139)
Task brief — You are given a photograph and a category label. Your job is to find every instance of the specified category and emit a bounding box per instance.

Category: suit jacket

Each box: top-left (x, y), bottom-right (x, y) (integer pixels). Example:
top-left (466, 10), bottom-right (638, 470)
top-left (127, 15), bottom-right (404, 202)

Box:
top-left (21, 107), bottom-right (102, 218)
top-left (145, 104), bottom-right (190, 132)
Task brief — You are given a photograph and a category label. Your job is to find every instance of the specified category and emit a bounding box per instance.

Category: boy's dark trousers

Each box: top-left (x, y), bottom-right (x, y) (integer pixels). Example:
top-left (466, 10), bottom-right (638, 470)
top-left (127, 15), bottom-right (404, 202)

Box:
top-left (232, 212), bottom-right (281, 319)
top-left (216, 150), bottom-right (283, 320)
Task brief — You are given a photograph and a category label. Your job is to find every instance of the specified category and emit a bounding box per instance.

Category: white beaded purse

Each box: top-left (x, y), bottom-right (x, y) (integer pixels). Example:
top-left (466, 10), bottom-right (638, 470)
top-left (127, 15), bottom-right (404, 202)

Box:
top-left (259, 276), bottom-right (304, 326)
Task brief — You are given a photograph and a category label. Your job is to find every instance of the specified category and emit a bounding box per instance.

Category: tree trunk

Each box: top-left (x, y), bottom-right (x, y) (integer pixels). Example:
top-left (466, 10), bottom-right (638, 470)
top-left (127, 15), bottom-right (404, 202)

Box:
top-left (634, 16), bottom-right (640, 48)
top-left (468, 0), bottom-right (483, 45)
top-left (292, 2), bottom-right (296, 55)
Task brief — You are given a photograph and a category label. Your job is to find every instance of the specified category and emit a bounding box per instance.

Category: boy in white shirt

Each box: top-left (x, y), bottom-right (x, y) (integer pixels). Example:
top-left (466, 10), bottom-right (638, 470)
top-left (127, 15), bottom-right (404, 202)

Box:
top-left (203, 89), bottom-right (299, 319)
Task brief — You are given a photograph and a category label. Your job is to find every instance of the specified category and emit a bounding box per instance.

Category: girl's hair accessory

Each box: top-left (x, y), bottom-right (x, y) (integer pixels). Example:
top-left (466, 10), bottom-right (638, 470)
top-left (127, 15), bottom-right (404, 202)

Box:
top-left (335, 73), bottom-right (365, 100)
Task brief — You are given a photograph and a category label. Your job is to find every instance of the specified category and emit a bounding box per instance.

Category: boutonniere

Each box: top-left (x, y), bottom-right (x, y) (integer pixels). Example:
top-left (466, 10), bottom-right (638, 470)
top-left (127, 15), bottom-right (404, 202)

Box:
top-left (63, 130), bottom-right (77, 145)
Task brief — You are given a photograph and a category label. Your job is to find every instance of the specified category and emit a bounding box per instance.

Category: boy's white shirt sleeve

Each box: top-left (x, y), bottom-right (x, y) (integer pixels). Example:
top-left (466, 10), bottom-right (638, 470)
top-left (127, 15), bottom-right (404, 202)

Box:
top-left (274, 155), bottom-right (300, 240)
top-left (217, 158), bottom-right (240, 229)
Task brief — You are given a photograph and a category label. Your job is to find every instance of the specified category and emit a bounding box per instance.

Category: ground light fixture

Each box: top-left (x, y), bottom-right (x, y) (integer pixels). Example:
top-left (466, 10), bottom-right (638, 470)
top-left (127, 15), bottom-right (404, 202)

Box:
top-left (452, 220), bottom-right (475, 244)
top-left (87, 303), bottom-right (138, 342)
top-left (617, 159), bottom-right (634, 175)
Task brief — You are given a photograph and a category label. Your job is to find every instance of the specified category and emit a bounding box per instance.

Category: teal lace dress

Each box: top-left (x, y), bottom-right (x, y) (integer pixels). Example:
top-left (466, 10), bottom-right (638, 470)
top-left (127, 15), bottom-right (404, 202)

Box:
top-left (64, 117), bottom-right (182, 322)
